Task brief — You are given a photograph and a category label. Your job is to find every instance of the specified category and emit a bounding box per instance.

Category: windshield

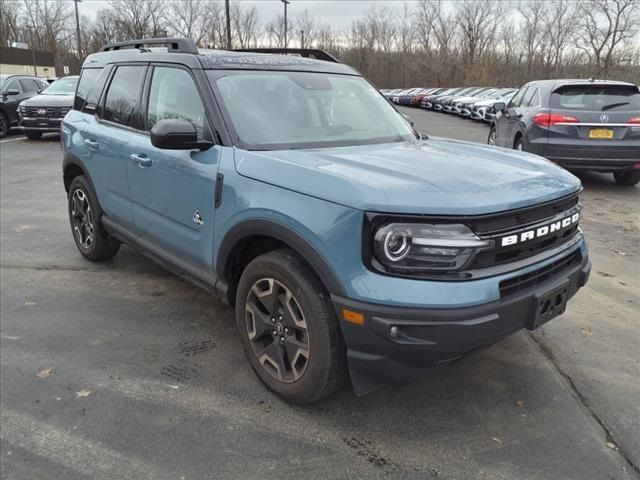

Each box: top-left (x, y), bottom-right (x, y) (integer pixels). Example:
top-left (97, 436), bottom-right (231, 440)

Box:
top-left (210, 71), bottom-right (415, 150)
top-left (552, 85), bottom-right (640, 112)
top-left (43, 76), bottom-right (78, 95)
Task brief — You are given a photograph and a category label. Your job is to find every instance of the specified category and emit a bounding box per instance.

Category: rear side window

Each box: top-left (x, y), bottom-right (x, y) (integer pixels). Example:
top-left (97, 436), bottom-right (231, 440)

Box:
top-left (509, 87), bottom-right (528, 108)
top-left (102, 66), bottom-right (146, 128)
top-left (19, 79), bottom-right (39, 92)
top-left (552, 85), bottom-right (640, 112)
top-left (74, 68), bottom-right (102, 110)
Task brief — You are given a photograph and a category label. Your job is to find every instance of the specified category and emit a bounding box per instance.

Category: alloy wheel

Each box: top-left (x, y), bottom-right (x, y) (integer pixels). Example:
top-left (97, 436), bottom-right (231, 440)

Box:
top-left (71, 189), bottom-right (94, 249)
top-left (488, 128), bottom-right (496, 145)
top-left (245, 278), bottom-right (310, 383)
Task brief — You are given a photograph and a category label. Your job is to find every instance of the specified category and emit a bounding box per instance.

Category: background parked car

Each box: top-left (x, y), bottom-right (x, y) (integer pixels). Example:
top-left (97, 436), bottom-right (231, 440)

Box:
top-left (488, 79), bottom-right (640, 186)
top-left (0, 74), bottom-right (48, 138)
top-left (18, 75), bottom-right (79, 140)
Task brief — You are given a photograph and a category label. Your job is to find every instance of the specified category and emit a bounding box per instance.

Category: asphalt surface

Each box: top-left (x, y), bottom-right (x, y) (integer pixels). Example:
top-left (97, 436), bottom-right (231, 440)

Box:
top-left (1, 110), bottom-right (638, 480)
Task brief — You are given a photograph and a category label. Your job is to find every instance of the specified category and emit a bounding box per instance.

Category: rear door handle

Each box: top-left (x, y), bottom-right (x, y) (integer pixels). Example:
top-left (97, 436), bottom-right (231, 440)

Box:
top-left (84, 139), bottom-right (99, 150)
top-left (129, 153), bottom-right (152, 168)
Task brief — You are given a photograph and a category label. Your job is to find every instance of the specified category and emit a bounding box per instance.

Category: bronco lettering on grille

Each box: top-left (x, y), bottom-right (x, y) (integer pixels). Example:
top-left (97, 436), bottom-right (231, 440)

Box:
top-left (501, 212), bottom-right (579, 247)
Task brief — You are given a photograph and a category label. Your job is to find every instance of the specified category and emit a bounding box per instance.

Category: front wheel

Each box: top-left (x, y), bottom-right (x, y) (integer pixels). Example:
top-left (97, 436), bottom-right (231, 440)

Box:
top-left (613, 171), bottom-right (640, 186)
top-left (487, 125), bottom-right (496, 145)
top-left (25, 131), bottom-right (42, 140)
top-left (235, 249), bottom-right (347, 404)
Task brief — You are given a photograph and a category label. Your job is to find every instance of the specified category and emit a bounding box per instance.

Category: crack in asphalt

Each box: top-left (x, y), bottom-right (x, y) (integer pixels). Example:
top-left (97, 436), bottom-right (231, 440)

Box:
top-left (529, 332), bottom-right (640, 478)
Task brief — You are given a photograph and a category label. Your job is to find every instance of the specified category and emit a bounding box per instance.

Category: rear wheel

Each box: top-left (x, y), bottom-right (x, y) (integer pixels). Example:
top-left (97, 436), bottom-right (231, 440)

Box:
top-left (25, 131), bottom-right (42, 140)
top-left (235, 249), bottom-right (346, 404)
top-left (613, 171), bottom-right (640, 186)
top-left (0, 112), bottom-right (8, 138)
top-left (68, 175), bottom-right (120, 261)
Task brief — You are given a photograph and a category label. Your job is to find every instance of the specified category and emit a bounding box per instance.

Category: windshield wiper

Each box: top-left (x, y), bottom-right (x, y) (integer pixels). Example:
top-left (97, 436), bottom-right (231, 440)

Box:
top-left (601, 102), bottom-right (629, 111)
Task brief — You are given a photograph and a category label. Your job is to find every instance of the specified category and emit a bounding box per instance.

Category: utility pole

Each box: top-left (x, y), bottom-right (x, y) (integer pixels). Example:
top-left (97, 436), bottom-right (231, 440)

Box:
top-left (300, 30), bottom-right (304, 49)
top-left (73, 0), bottom-right (82, 59)
top-left (281, 0), bottom-right (290, 48)
top-left (27, 26), bottom-right (37, 76)
top-left (225, 0), bottom-right (231, 49)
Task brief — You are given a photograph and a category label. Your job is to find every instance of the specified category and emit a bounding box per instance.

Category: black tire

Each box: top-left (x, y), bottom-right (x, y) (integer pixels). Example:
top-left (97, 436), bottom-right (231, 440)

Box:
top-left (68, 175), bottom-right (120, 261)
top-left (0, 112), bottom-right (8, 138)
top-left (513, 136), bottom-right (525, 151)
top-left (613, 171), bottom-right (640, 186)
top-left (25, 131), bottom-right (42, 140)
top-left (235, 249), bottom-right (347, 404)
top-left (487, 125), bottom-right (497, 145)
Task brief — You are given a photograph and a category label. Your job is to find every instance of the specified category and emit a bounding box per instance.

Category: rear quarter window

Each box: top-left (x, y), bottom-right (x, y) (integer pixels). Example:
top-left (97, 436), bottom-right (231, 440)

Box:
top-left (552, 85), bottom-right (640, 112)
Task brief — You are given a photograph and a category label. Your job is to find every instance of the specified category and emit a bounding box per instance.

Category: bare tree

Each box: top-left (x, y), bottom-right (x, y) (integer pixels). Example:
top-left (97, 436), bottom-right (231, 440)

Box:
top-left (109, 0), bottom-right (165, 39)
top-left (517, 1), bottom-right (548, 77)
top-left (231, 2), bottom-right (258, 48)
top-left (166, 0), bottom-right (217, 46)
top-left (575, 0), bottom-right (640, 77)
top-left (456, 0), bottom-right (505, 70)
top-left (1, 0), bottom-right (22, 47)
top-left (541, 0), bottom-right (580, 76)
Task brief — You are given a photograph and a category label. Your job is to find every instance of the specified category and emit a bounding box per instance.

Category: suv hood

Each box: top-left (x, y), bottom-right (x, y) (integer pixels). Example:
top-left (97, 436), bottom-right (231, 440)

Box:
top-left (235, 138), bottom-right (581, 215)
top-left (21, 94), bottom-right (73, 107)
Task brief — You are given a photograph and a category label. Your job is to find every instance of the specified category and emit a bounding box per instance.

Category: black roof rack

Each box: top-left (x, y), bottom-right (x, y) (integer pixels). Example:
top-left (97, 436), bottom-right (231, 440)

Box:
top-left (233, 48), bottom-right (339, 63)
top-left (101, 38), bottom-right (198, 54)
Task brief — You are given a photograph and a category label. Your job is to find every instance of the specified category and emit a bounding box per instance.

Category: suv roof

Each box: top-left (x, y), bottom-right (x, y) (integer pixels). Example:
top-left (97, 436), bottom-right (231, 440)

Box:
top-left (83, 38), bottom-right (357, 76)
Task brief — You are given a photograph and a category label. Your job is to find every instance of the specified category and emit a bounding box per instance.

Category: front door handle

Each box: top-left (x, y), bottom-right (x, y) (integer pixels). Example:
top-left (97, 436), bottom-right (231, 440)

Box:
top-left (84, 139), bottom-right (99, 150)
top-left (129, 153), bottom-right (152, 168)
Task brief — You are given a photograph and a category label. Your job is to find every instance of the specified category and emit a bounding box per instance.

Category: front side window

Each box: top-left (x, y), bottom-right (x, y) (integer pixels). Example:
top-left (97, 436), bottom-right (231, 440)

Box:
top-left (210, 71), bottom-right (414, 150)
top-left (102, 66), bottom-right (145, 128)
top-left (146, 67), bottom-right (205, 138)
top-left (5, 79), bottom-right (23, 94)
top-left (522, 87), bottom-right (539, 107)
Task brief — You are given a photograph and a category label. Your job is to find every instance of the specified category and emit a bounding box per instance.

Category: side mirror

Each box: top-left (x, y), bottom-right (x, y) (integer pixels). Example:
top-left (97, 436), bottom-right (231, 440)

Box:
top-left (493, 102), bottom-right (506, 113)
top-left (401, 113), bottom-right (415, 127)
top-left (150, 119), bottom-right (212, 150)
top-left (4, 89), bottom-right (20, 96)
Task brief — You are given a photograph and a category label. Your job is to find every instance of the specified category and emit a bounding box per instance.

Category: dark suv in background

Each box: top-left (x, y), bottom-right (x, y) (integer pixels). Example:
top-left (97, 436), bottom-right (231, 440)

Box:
top-left (18, 75), bottom-right (79, 139)
top-left (488, 79), bottom-right (640, 186)
top-left (0, 74), bottom-right (48, 138)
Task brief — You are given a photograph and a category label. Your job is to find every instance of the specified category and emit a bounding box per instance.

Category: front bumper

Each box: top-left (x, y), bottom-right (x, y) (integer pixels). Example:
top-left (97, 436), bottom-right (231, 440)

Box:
top-left (18, 117), bottom-right (63, 132)
top-left (332, 251), bottom-right (591, 395)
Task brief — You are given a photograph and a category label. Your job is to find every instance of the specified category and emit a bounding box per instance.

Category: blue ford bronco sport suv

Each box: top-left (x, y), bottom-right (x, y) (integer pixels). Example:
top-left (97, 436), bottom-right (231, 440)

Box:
top-left (62, 39), bottom-right (591, 404)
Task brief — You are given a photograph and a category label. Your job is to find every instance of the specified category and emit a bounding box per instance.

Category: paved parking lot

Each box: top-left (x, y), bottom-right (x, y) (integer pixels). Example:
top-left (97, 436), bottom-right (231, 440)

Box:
top-left (1, 110), bottom-right (638, 480)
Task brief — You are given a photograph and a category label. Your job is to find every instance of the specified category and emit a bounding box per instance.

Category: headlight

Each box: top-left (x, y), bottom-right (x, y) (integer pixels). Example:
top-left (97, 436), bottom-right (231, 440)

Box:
top-left (372, 223), bottom-right (493, 275)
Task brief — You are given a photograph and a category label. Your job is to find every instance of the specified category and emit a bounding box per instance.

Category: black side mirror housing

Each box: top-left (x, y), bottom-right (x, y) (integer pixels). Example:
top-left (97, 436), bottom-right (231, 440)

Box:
top-left (4, 89), bottom-right (20, 96)
top-left (150, 119), bottom-right (212, 150)
top-left (493, 102), bottom-right (506, 113)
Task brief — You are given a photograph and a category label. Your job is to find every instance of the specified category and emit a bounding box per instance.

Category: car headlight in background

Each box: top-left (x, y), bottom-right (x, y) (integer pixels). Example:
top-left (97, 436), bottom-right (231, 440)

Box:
top-left (372, 223), bottom-right (493, 275)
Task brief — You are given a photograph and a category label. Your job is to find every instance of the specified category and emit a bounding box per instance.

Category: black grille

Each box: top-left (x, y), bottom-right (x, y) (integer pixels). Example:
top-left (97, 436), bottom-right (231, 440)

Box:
top-left (22, 106), bottom-right (70, 118)
top-left (499, 250), bottom-right (581, 297)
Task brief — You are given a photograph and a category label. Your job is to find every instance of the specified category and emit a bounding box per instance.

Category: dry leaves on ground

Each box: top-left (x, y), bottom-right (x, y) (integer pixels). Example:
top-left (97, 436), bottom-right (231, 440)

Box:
top-left (36, 367), bottom-right (54, 379)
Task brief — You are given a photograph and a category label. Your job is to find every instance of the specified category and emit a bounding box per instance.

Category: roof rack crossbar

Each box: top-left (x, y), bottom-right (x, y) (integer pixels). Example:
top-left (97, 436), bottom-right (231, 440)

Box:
top-left (232, 48), bottom-right (340, 63)
top-left (101, 38), bottom-right (198, 54)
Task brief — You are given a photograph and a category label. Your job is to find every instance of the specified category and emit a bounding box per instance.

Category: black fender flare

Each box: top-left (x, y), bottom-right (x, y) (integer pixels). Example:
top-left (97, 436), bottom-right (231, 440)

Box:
top-left (63, 152), bottom-right (96, 194)
top-left (216, 219), bottom-right (347, 299)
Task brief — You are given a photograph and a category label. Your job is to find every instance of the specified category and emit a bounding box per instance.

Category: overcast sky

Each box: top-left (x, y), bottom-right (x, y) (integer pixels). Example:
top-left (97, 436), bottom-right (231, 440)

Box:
top-left (78, 0), bottom-right (421, 28)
